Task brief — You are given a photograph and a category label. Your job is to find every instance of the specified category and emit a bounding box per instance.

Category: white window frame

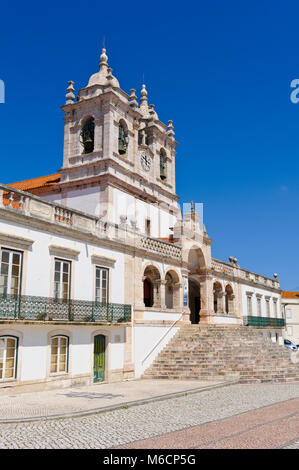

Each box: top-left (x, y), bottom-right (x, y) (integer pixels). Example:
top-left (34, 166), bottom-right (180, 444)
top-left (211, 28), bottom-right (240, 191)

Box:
top-left (273, 299), bottom-right (278, 317)
top-left (0, 336), bottom-right (18, 381)
top-left (286, 308), bottom-right (292, 319)
top-left (95, 266), bottom-right (109, 304)
top-left (54, 259), bottom-right (71, 301)
top-left (247, 295), bottom-right (252, 315)
top-left (0, 248), bottom-right (22, 296)
top-left (50, 335), bottom-right (69, 375)
top-left (287, 326), bottom-right (293, 336)
top-left (257, 296), bottom-right (262, 316)
top-left (265, 297), bottom-right (270, 317)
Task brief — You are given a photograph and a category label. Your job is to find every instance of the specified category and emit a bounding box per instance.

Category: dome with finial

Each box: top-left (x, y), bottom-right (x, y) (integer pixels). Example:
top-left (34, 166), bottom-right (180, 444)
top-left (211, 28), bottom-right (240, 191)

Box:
top-left (87, 46), bottom-right (120, 88)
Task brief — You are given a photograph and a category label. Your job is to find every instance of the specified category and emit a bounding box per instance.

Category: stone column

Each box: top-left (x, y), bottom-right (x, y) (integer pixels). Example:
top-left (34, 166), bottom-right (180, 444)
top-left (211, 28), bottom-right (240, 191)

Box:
top-left (174, 282), bottom-right (182, 309)
top-left (198, 275), bottom-right (214, 323)
top-left (123, 326), bottom-right (134, 380)
top-left (228, 295), bottom-right (235, 315)
top-left (94, 118), bottom-right (103, 153)
top-left (217, 292), bottom-right (225, 314)
top-left (154, 280), bottom-right (163, 309)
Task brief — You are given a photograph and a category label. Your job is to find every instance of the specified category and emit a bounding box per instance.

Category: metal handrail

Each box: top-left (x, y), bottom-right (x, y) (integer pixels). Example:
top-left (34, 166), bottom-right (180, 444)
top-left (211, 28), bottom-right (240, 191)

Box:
top-left (141, 314), bottom-right (183, 365)
top-left (243, 316), bottom-right (285, 327)
top-left (0, 293), bottom-right (131, 323)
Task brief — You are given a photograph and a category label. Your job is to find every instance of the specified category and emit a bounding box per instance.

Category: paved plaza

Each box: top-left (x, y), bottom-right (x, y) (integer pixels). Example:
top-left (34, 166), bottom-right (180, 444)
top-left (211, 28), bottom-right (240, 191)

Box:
top-left (0, 379), bottom-right (226, 422)
top-left (0, 382), bottom-right (298, 449)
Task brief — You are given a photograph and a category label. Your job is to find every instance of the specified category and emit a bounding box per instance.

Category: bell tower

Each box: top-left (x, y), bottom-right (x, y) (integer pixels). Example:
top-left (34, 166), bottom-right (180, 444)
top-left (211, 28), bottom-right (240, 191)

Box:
top-left (57, 46), bottom-right (180, 238)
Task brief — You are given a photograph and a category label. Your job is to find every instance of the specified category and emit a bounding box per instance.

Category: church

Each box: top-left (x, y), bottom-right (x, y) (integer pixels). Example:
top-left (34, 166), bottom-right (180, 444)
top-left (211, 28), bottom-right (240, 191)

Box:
top-left (0, 47), bottom-right (283, 392)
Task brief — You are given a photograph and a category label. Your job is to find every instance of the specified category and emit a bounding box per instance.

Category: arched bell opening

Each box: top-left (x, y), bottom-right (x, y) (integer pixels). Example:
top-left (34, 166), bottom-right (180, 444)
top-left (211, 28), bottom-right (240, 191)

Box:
top-left (80, 117), bottom-right (95, 154)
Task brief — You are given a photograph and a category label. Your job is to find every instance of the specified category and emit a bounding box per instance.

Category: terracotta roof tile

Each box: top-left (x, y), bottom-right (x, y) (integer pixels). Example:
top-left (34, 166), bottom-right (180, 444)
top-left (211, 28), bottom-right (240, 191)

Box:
top-left (281, 291), bottom-right (299, 299)
top-left (8, 173), bottom-right (61, 192)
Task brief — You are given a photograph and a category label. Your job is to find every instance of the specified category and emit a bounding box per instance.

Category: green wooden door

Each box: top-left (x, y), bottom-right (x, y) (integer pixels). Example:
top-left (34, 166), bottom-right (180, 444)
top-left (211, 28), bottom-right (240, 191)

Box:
top-left (93, 334), bottom-right (105, 382)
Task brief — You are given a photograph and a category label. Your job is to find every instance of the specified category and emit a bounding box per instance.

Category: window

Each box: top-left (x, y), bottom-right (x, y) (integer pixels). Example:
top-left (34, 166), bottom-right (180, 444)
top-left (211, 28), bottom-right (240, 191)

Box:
top-left (247, 295), bottom-right (252, 315)
top-left (50, 336), bottom-right (68, 374)
top-left (118, 122), bottom-right (128, 155)
top-left (54, 259), bottom-right (71, 301)
top-left (287, 326), bottom-right (293, 336)
top-left (160, 149), bottom-right (167, 180)
top-left (80, 117), bottom-right (95, 154)
top-left (257, 296), bottom-right (262, 316)
top-left (273, 299), bottom-right (278, 317)
top-left (95, 267), bottom-right (109, 304)
top-left (145, 218), bottom-right (151, 237)
top-left (0, 336), bottom-right (18, 380)
top-left (0, 249), bottom-right (22, 296)
top-left (286, 308), bottom-right (292, 319)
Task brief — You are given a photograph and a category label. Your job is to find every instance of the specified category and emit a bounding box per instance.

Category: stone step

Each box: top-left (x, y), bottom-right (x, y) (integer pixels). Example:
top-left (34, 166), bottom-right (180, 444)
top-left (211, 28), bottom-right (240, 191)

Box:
top-left (142, 324), bottom-right (298, 383)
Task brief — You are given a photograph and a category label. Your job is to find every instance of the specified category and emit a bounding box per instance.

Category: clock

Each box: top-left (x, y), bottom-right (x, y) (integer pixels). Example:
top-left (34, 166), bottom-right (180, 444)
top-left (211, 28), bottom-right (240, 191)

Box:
top-left (140, 152), bottom-right (151, 171)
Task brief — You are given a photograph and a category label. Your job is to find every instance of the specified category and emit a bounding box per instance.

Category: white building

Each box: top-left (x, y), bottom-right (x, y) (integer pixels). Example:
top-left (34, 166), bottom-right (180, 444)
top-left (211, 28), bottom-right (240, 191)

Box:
top-left (0, 48), bottom-right (283, 393)
top-left (281, 292), bottom-right (299, 346)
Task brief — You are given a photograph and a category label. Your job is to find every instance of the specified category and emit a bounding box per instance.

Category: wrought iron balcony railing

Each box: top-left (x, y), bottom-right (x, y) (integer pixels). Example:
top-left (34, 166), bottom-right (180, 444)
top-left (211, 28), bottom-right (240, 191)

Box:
top-left (0, 294), bottom-right (131, 323)
top-left (243, 316), bottom-right (285, 328)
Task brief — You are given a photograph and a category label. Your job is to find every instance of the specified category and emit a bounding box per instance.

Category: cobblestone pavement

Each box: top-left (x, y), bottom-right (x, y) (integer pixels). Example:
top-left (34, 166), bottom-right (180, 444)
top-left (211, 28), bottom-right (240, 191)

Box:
top-left (0, 383), bottom-right (298, 449)
top-left (0, 379), bottom-right (221, 421)
top-left (280, 438), bottom-right (299, 449)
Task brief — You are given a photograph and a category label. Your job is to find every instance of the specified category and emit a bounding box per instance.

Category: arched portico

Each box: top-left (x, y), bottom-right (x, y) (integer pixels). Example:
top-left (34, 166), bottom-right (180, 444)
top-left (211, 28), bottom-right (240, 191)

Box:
top-left (186, 245), bottom-right (214, 323)
top-left (143, 265), bottom-right (161, 308)
top-left (225, 284), bottom-right (235, 314)
top-left (165, 270), bottom-right (180, 309)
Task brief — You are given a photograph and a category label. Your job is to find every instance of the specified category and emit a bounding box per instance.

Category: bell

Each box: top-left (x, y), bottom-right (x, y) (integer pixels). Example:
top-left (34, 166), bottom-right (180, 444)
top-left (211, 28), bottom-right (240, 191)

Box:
top-left (84, 135), bottom-right (93, 144)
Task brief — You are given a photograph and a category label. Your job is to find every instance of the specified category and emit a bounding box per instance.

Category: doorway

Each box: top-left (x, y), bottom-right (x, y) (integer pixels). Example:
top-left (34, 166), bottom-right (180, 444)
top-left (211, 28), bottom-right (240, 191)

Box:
top-left (93, 334), bottom-right (105, 382)
top-left (189, 280), bottom-right (201, 324)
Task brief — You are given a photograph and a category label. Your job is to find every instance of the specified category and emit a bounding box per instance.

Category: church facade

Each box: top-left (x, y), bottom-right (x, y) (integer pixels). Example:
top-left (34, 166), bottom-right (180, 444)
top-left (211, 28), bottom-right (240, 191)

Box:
top-left (0, 48), bottom-right (283, 392)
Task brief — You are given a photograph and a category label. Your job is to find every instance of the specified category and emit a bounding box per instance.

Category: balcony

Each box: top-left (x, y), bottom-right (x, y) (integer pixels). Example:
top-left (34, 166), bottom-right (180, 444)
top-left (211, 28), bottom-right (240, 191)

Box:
top-left (243, 316), bottom-right (285, 328)
top-left (0, 294), bottom-right (132, 323)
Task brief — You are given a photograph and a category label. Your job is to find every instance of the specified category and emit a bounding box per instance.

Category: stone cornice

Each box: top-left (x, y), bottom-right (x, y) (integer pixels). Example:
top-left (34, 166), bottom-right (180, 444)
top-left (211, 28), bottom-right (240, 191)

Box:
top-left (48, 244), bottom-right (80, 259)
top-left (59, 157), bottom-right (180, 203)
top-left (91, 254), bottom-right (116, 267)
top-left (0, 231), bottom-right (34, 250)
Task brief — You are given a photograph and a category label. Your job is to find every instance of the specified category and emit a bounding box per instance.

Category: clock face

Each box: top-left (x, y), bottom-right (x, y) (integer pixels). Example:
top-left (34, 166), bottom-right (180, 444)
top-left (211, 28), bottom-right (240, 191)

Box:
top-left (141, 153), bottom-right (151, 171)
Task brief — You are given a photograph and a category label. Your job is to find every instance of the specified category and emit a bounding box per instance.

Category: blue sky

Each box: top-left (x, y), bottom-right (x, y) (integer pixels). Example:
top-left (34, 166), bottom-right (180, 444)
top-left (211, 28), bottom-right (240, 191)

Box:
top-left (0, 0), bottom-right (298, 289)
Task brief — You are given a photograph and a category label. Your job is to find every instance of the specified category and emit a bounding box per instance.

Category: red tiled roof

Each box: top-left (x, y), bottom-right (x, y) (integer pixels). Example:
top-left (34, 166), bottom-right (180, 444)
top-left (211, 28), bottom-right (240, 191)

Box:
top-left (281, 291), bottom-right (299, 299)
top-left (8, 173), bottom-right (61, 192)
top-left (159, 237), bottom-right (174, 243)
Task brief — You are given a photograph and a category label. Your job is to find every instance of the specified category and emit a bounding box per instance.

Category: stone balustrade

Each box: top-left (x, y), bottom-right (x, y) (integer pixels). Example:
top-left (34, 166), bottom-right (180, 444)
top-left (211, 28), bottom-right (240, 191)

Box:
top-left (0, 184), bottom-right (182, 262)
top-left (138, 236), bottom-right (182, 260)
top-left (0, 185), bottom-right (281, 284)
top-left (211, 258), bottom-right (280, 290)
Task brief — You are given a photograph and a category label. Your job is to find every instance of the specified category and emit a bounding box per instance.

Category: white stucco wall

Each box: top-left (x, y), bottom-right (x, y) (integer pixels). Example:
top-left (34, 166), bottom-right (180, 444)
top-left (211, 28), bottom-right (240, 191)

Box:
top-left (134, 325), bottom-right (179, 378)
top-left (0, 220), bottom-right (125, 303)
top-left (43, 187), bottom-right (101, 218)
top-left (0, 324), bottom-right (126, 382)
top-left (112, 187), bottom-right (176, 238)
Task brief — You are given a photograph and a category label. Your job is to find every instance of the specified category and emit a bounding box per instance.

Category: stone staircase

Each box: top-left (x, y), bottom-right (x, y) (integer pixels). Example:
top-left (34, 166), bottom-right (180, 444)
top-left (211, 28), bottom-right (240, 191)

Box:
top-left (142, 324), bottom-right (299, 383)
